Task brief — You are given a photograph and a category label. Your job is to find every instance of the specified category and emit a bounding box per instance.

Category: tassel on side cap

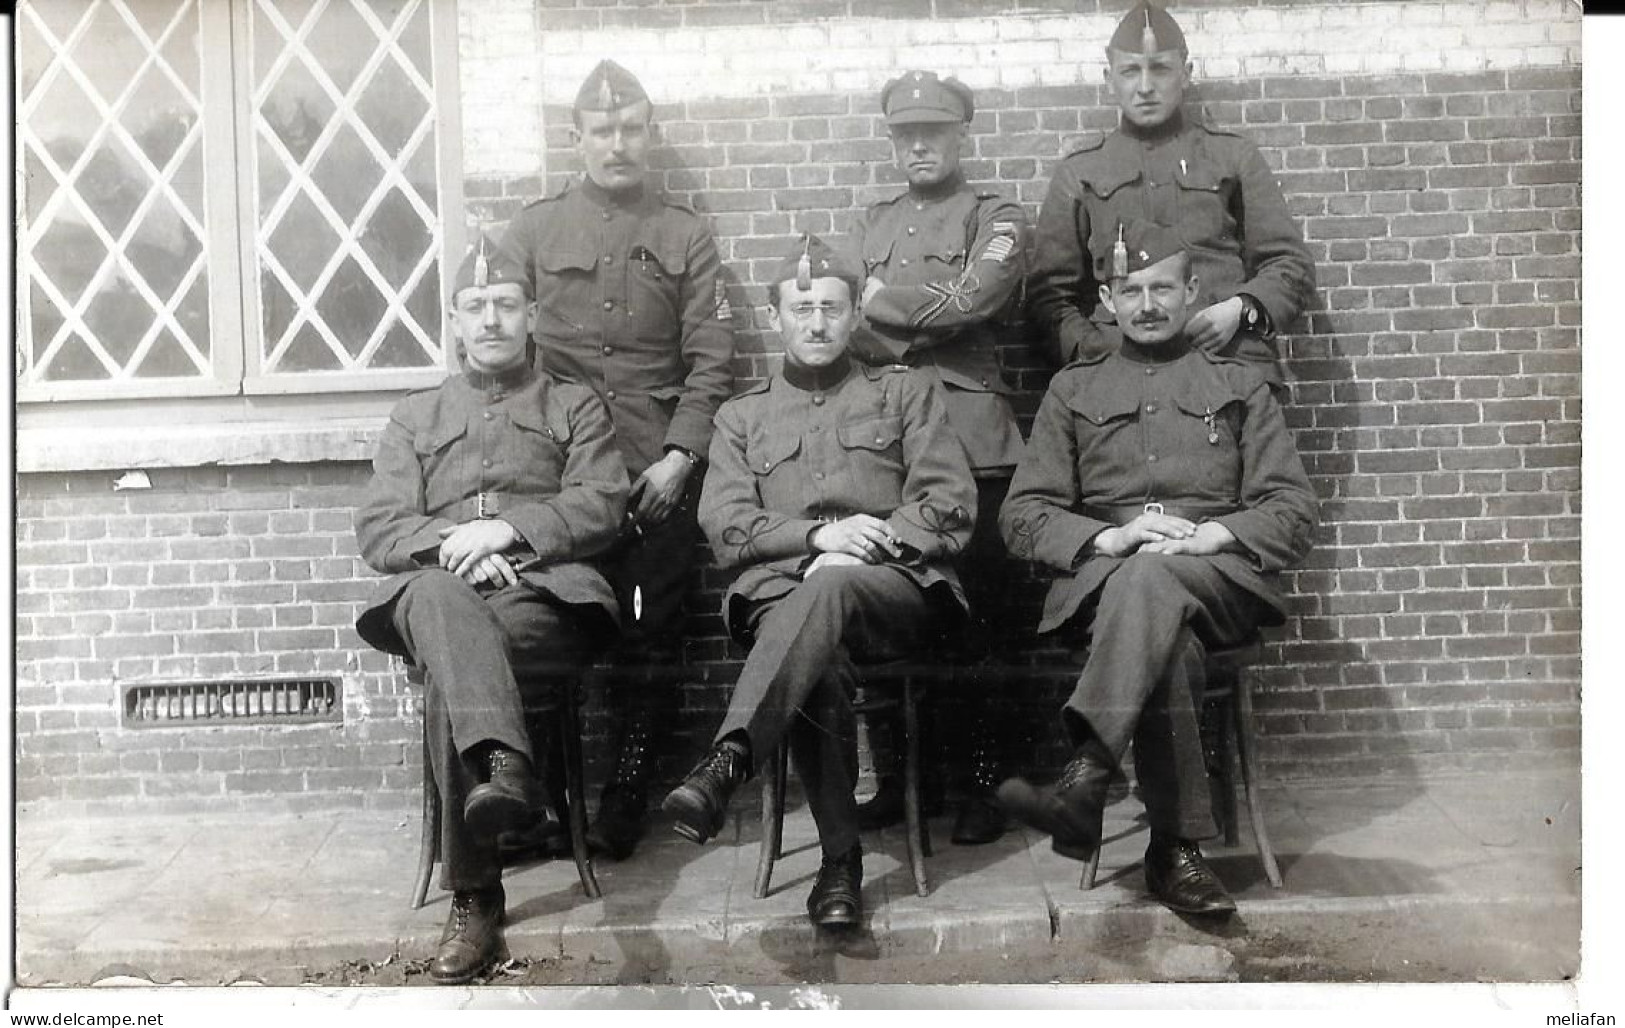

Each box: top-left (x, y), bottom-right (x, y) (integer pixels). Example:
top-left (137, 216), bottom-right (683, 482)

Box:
top-left (795, 233), bottom-right (813, 291)
top-left (473, 231), bottom-right (489, 289)
top-left (1111, 222), bottom-right (1129, 280)
top-left (1141, 7), bottom-right (1157, 55)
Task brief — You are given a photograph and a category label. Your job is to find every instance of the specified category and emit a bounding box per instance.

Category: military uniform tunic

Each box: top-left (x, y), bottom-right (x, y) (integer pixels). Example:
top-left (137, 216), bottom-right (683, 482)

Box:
top-left (502, 176), bottom-right (735, 659)
top-left (698, 355), bottom-right (976, 858)
top-left (1028, 115), bottom-right (1315, 373)
top-left (1000, 340), bottom-right (1317, 838)
top-left (354, 363), bottom-right (627, 890)
top-left (852, 177), bottom-right (1028, 473)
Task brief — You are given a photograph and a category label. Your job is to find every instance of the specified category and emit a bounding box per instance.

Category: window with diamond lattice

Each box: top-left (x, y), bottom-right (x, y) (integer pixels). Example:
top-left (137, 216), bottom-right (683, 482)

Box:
top-left (15, 0), bottom-right (462, 403)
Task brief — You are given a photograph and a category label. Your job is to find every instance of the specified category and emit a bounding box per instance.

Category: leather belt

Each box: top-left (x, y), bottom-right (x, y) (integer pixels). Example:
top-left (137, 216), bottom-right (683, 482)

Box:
top-left (1079, 502), bottom-right (1238, 526)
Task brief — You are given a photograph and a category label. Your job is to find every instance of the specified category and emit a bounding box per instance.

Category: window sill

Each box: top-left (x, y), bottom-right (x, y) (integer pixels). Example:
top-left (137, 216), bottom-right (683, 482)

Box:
top-left (17, 420), bottom-right (386, 474)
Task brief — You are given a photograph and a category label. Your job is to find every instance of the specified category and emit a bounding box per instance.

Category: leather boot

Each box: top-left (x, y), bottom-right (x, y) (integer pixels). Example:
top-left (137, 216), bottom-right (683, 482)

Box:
top-left (806, 843), bottom-right (863, 929)
top-left (855, 775), bottom-right (906, 831)
top-left (951, 719), bottom-right (1009, 845)
top-left (586, 706), bottom-right (658, 860)
top-left (465, 746), bottom-right (548, 843)
top-left (1144, 832), bottom-right (1236, 916)
top-left (429, 884), bottom-right (505, 985)
top-left (662, 739), bottom-right (750, 845)
top-left (996, 740), bottom-right (1114, 860)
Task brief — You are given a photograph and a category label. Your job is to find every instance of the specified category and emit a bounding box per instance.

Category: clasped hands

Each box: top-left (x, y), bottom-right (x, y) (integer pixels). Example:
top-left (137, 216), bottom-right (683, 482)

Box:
top-left (806, 514), bottom-right (903, 577)
top-left (1092, 511), bottom-right (1236, 558)
top-left (437, 519), bottom-right (521, 587)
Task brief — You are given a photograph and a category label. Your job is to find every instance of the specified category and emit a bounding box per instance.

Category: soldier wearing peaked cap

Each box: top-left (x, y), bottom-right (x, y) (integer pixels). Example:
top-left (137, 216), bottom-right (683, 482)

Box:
top-left (848, 70), bottom-right (1031, 846)
top-left (1028, 1), bottom-right (1315, 386)
top-left (997, 220), bottom-right (1317, 916)
top-left (662, 234), bottom-right (978, 929)
top-left (500, 60), bottom-right (736, 862)
top-left (353, 235), bottom-right (627, 983)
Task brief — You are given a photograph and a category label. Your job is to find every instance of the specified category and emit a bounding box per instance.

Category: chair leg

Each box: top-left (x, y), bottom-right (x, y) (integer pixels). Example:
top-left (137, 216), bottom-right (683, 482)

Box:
top-left (559, 681), bottom-right (601, 900)
top-left (1218, 691), bottom-right (1240, 848)
top-left (1233, 671), bottom-right (1283, 888)
top-left (754, 745), bottom-right (786, 899)
top-left (1080, 846), bottom-right (1100, 890)
top-left (413, 715), bottom-right (439, 910)
top-left (902, 679), bottom-right (929, 897)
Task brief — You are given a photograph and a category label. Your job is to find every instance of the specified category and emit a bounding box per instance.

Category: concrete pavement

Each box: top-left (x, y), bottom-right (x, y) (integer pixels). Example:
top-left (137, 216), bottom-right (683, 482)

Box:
top-left (12, 768), bottom-right (1580, 987)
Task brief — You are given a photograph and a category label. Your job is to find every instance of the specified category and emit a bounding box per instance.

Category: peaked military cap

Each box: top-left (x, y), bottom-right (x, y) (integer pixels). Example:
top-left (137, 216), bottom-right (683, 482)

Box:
top-left (574, 59), bottom-right (649, 113)
top-left (1100, 218), bottom-right (1187, 281)
top-left (1107, 1), bottom-right (1187, 55)
top-left (453, 232), bottom-right (532, 299)
top-left (880, 70), bottom-right (975, 125)
top-left (771, 233), bottom-right (863, 295)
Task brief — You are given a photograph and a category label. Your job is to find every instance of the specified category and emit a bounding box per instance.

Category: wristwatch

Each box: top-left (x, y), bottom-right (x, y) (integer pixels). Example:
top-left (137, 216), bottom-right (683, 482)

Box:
top-left (666, 445), bottom-right (702, 467)
top-left (1237, 293), bottom-right (1271, 337)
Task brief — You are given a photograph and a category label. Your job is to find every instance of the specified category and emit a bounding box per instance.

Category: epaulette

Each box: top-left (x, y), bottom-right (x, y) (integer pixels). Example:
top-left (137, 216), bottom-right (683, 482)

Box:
top-left (1061, 133), bottom-right (1108, 161)
top-left (1060, 348), bottom-right (1111, 370)
top-left (521, 185), bottom-right (571, 210)
top-left (659, 192), bottom-right (699, 216)
top-left (1193, 119), bottom-right (1245, 140)
top-left (860, 361), bottom-right (911, 380)
top-left (735, 377), bottom-right (773, 397)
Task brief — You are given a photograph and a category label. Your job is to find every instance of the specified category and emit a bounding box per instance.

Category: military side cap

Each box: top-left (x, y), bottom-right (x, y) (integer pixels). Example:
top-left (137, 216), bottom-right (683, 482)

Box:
top-left (1100, 218), bottom-right (1186, 280)
top-left (1108, 1), bottom-right (1187, 55)
top-left (880, 70), bottom-right (974, 125)
top-left (574, 59), bottom-right (648, 112)
top-left (772, 233), bottom-right (863, 294)
top-left (454, 232), bottom-right (532, 298)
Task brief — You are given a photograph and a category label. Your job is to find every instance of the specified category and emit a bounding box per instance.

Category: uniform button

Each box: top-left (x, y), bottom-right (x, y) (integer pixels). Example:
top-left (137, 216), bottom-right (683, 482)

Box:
top-left (602, 345), bottom-right (614, 355)
top-left (1145, 367), bottom-right (1156, 376)
top-left (602, 211), bottom-right (612, 221)
top-left (813, 395), bottom-right (825, 406)
top-left (762, 461), bottom-right (771, 470)
top-left (603, 255), bottom-right (614, 265)
top-left (907, 226), bottom-right (917, 235)
top-left (482, 459), bottom-right (493, 468)
top-left (1145, 402), bottom-right (1158, 414)
top-left (980, 377), bottom-right (989, 386)
top-left (815, 472), bottom-right (826, 480)
top-left (1147, 454), bottom-right (1158, 463)
top-left (483, 412), bottom-right (493, 421)
top-left (874, 435), bottom-right (884, 444)
top-left (606, 389), bottom-right (617, 400)
top-left (603, 300), bottom-right (614, 310)
top-left (900, 258), bottom-right (910, 267)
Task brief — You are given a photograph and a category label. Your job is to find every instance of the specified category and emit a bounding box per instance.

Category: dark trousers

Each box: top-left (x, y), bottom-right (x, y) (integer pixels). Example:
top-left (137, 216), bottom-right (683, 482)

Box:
top-left (718, 565), bottom-right (938, 859)
top-left (387, 570), bottom-right (596, 891)
top-left (1064, 555), bottom-right (1262, 841)
top-left (606, 473), bottom-right (703, 663)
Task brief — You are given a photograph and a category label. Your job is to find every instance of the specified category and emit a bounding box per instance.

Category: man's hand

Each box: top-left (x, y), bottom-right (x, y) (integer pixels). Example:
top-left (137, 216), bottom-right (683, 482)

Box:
top-left (461, 552), bottom-right (519, 588)
top-left (1185, 296), bottom-right (1244, 351)
top-left (805, 552), bottom-right (867, 578)
top-left (862, 275), bottom-right (886, 308)
top-left (630, 451), bottom-right (694, 527)
top-left (1092, 511), bottom-right (1198, 558)
top-left (1141, 520), bottom-right (1238, 556)
top-left (437, 520), bottom-right (519, 578)
top-left (810, 514), bottom-right (903, 563)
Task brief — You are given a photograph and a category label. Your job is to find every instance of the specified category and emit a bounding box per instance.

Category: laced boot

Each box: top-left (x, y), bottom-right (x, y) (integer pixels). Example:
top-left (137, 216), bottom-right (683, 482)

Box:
top-left (464, 746), bottom-right (549, 843)
top-left (1144, 832), bottom-right (1236, 916)
top-left (429, 884), bottom-right (505, 985)
top-left (587, 706), bottom-right (659, 860)
top-left (996, 739), bottom-right (1115, 861)
top-left (806, 843), bottom-right (864, 929)
top-left (951, 720), bottom-right (1009, 845)
top-left (662, 738), bottom-right (750, 845)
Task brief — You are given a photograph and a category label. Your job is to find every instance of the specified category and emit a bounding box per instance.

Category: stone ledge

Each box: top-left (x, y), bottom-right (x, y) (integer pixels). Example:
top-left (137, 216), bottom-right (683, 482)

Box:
top-left (16, 421), bottom-right (386, 475)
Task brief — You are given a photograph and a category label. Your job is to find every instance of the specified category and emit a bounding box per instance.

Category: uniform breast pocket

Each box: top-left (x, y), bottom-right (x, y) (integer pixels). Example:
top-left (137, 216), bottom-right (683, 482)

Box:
top-left (508, 407), bottom-right (569, 491)
top-left (1172, 168), bottom-right (1236, 246)
top-left (1066, 393), bottom-right (1139, 474)
top-left (746, 433), bottom-right (803, 508)
top-left (1173, 395), bottom-right (1245, 496)
top-left (837, 416), bottom-right (906, 498)
top-left (922, 245), bottom-right (967, 273)
top-left (863, 237), bottom-right (895, 275)
top-left (414, 420), bottom-right (470, 513)
top-left (628, 245), bottom-right (685, 340)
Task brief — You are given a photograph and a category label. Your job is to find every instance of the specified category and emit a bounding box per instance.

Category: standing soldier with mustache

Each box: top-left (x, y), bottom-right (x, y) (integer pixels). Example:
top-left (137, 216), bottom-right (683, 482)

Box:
top-left (501, 60), bottom-right (735, 862)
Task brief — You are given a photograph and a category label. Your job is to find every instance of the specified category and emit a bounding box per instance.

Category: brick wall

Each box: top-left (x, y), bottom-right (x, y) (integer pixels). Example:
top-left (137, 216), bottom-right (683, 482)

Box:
top-left (14, 0), bottom-right (1581, 814)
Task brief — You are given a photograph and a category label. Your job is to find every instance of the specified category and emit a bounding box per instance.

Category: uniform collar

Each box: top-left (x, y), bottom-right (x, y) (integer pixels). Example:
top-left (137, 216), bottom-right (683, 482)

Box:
top-left (907, 171), bottom-right (968, 205)
top-left (579, 175), bottom-right (647, 209)
top-left (1120, 109), bottom-right (1186, 145)
top-left (1117, 333), bottom-right (1193, 364)
top-left (463, 360), bottom-right (536, 393)
top-left (781, 352), bottom-right (854, 392)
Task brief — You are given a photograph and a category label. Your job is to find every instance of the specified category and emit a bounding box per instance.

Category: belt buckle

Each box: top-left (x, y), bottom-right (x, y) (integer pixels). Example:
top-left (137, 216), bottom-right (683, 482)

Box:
top-left (1143, 502), bottom-right (1164, 516)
